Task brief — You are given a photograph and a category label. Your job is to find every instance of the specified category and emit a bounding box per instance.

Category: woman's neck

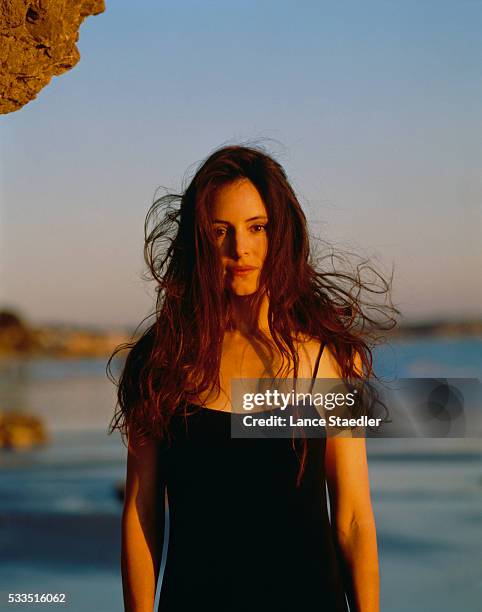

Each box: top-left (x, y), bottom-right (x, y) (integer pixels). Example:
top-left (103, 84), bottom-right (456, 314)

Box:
top-left (228, 291), bottom-right (270, 336)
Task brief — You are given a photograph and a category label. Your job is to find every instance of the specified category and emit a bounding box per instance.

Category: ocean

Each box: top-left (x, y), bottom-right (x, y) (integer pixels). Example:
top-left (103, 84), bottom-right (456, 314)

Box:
top-left (0, 337), bottom-right (481, 611)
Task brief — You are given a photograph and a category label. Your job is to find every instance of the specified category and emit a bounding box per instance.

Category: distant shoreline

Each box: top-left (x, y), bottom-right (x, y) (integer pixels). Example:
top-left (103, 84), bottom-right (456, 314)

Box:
top-left (0, 311), bottom-right (134, 358)
top-left (388, 320), bottom-right (482, 339)
top-left (1, 310), bottom-right (481, 358)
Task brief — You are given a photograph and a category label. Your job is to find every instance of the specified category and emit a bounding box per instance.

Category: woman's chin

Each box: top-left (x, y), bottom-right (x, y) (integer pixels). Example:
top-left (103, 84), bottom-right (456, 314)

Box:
top-left (230, 288), bottom-right (256, 297)
top-left (228, 281), bottom-right (258, 296)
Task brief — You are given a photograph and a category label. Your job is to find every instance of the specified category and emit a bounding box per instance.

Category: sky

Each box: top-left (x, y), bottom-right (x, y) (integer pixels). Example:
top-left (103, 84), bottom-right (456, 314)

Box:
top-left (1, 0), bottom-right (481, 327)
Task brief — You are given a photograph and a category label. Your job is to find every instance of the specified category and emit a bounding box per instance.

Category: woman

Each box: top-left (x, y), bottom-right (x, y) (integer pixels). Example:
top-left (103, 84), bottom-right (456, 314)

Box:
top-left (110, 145), bottom-right (396, 611)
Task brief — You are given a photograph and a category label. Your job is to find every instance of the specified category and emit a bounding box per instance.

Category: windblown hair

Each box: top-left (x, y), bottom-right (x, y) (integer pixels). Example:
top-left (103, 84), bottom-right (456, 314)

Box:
top-left (108, 145), bottom-right (398, 482)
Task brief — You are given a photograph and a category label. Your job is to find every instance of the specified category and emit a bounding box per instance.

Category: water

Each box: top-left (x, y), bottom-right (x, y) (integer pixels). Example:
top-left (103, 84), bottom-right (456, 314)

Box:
top-left (374, 336), bottom-right (482, 379)
top-left (0, 337), bottom-right (481, 611)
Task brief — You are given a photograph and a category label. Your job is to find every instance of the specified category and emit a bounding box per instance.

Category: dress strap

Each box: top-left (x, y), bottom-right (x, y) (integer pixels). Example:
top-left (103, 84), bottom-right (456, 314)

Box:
top-left (309, 341), bottom-right (325, 392)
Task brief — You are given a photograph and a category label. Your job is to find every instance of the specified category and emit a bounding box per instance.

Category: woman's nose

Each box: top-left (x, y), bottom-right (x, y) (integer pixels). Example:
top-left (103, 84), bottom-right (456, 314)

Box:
top-left (227, 229), bottom-right (249, 259)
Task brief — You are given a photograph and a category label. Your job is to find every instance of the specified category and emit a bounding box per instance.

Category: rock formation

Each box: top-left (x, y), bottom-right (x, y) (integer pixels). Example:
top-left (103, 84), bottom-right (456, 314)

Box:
top-left (0, 309), bottom-right (34, 352)
top-left (0, 0), bottom-right (105, 114)
top-left (0, 410), bottom-right (49, 449)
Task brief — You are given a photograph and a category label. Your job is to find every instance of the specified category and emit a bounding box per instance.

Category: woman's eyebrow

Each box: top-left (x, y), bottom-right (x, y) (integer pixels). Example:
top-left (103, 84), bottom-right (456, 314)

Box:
top-left (213, 215), bottom-right (268, 224)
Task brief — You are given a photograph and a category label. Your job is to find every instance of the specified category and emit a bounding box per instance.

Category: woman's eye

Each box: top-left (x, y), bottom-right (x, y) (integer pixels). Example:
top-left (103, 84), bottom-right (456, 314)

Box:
top-left (251, 224), bottom-right (267, 233)
top-left (214, 227), bottom-right (227, 238)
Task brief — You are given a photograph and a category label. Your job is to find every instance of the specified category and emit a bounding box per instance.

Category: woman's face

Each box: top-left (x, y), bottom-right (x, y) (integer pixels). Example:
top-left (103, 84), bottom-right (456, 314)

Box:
top-left (211, 179), bottom-right (268, 296)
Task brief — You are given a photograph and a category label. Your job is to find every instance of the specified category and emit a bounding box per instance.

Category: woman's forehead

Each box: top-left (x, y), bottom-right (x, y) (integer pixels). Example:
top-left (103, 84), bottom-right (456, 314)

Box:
top-left (211, 179), bottom-right (268, 221)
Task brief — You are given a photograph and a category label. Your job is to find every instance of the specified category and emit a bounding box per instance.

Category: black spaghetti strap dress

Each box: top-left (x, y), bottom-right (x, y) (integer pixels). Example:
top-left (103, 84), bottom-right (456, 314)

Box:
top-left (158, 343), bottom-right (349, 611)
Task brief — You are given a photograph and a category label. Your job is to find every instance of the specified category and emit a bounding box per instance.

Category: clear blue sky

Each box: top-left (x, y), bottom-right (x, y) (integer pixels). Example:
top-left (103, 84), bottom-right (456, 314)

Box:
top-left (1, 0), bottom-right (481, 326)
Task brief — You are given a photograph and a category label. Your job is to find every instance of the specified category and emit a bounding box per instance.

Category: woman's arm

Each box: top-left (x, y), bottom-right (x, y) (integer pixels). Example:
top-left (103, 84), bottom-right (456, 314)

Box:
top-left (122, 426), bottom-right (166, 612)
top-left (325, 437), bottom-right (379, 612)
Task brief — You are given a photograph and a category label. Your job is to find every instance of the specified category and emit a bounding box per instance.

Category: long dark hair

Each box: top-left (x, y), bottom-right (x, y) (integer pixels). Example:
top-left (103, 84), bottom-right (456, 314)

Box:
top-left (108, 145), bottom-right (398, 481)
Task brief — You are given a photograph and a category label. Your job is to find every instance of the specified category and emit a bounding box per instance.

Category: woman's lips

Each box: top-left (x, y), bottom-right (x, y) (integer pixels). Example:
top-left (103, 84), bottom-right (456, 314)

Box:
top-left (229, 266), bottom-right (257, 277)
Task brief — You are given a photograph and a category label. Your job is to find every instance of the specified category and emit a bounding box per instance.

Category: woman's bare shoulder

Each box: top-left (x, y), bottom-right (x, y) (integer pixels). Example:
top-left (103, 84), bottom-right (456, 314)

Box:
top-left (294, 335), bottom-right (341, 379)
